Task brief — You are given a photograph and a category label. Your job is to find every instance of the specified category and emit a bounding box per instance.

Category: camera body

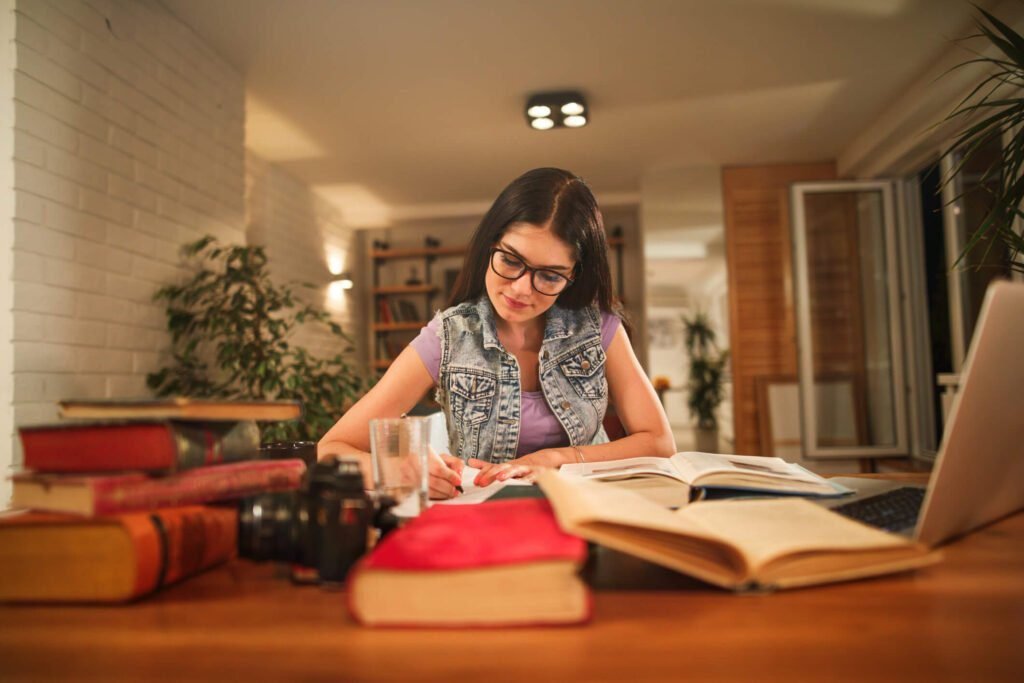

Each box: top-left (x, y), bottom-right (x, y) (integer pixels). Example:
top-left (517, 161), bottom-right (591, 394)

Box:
top-left (238, 448), bottom-right (395, 584)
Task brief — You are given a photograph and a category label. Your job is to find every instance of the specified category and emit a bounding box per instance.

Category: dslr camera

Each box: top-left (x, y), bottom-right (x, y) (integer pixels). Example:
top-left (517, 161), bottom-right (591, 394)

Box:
top-left (237, 442), bottom-right (397, 584)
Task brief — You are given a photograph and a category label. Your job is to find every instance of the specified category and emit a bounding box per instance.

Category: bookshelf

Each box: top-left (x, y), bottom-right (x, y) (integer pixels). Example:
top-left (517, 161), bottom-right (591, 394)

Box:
top-left (370, 242), bottom-right (467, 373)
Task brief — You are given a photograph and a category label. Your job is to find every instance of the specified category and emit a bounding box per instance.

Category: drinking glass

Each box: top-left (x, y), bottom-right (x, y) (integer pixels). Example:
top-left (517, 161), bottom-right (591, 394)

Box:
top-left (369, 417), bottom-right (430, 513)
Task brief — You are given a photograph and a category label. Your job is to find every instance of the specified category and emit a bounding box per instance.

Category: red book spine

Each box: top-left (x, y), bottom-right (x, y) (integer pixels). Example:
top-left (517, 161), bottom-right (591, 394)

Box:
top-left (20, 421), bottom-right (260, 473)
top-left (89, 459), bottom-right (305, 515)
top-left (22, 423), bottom-right (178, 471)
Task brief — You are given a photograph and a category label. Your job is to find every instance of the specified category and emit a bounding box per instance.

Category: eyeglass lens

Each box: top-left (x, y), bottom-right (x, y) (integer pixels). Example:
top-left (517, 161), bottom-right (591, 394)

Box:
top-left (491, 249), bottom-right (570, 295)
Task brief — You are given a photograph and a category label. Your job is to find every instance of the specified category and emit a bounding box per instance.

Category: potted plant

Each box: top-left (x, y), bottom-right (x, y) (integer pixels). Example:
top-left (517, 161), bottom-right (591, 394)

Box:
top-left (941, 7), bottom-right (1024, 273)
top-left (146, 236), bottom-right (368, 443)
top-left (681, 311), bottom-right (729, 453)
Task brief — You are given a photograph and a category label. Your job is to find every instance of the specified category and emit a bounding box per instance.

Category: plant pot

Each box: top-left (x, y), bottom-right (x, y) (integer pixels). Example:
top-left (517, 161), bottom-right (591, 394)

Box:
top-left (695, 427), bottom-right (719, 453)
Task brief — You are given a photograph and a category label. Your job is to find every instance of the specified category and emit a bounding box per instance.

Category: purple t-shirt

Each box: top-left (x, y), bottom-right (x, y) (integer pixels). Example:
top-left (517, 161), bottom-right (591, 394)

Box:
top-left (411, 311), bottom-right (620, 456)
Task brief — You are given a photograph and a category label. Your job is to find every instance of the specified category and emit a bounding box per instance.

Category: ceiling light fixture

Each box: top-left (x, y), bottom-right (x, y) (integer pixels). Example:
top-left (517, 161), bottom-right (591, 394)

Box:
top-left (525, 91), bottom-right (588, 130)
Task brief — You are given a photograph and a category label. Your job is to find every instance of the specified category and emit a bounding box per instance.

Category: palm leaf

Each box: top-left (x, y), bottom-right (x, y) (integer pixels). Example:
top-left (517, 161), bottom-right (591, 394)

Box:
top-left (940, 7), bottom-right (1024, 273)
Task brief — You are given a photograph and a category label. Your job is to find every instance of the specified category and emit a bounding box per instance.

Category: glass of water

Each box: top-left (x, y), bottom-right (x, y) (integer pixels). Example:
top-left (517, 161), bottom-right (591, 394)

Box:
top-left (369, 416), bottom-right (430, 513)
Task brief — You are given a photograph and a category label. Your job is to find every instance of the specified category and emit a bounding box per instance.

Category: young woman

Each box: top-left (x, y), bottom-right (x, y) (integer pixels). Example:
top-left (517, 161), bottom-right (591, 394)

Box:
top-left (318, 168), bottom-right (675, 497)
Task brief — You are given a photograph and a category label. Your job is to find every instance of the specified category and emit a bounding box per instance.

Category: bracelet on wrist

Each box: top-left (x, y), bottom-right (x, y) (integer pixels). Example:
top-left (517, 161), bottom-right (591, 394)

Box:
top-left (573, 445), bottom-right (585, 463)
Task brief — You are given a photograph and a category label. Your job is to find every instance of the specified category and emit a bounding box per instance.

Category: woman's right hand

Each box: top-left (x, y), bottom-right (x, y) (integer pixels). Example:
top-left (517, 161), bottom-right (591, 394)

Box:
top-left (427, 449), bottom-right (464, 500)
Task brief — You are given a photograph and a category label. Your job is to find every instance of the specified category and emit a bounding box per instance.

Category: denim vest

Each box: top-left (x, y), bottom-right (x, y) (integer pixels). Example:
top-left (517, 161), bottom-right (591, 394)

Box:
top-left (434, 296), bottom-right (610, 463)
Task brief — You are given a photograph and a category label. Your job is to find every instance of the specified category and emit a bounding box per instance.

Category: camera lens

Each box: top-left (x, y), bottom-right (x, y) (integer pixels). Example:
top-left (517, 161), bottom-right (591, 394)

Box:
top-left (237, 492), bottom-right (313, 565)
top-left (237, 453), bottom-right (377, 584)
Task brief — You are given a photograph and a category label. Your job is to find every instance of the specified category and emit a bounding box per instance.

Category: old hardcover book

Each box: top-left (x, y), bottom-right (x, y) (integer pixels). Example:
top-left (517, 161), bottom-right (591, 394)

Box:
top-left (58, 397), bottom-right (302, 422)
top-left (537, 470), bottom-right (940, 592)
top-left (19, 421), bottom-right (260, 473)
top-left (0, 505), bottom-right (237, 602)
top-left (347, 498), bottom-right (590, 627)
top-left (559, 452), bottom-right (850, 504)
top-left (11, 459), bottom-right (305, 516)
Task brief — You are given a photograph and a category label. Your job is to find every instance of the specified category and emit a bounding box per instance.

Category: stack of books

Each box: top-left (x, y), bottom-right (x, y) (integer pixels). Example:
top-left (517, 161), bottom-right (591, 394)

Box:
top-left (0, 398), bottom-right (307, 603)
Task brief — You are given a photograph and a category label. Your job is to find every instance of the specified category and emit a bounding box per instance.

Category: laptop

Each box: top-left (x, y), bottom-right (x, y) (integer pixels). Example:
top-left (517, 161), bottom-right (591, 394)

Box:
top-left (819, 280), bottom-right (1024, 547)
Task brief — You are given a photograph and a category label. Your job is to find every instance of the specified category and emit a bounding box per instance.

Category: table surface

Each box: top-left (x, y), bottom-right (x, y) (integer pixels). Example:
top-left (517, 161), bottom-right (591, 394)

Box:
top-left (2, 477), bottom-right (1023, 683)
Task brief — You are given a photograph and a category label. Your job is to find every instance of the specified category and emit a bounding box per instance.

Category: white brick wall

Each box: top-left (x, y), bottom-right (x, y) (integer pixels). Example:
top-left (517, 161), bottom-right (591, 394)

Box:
top-left (2, 0), bottom-right (364, 502)
top-left (2, 0), bottom-right (18, 504)
top-left (8, 0), bottom-right (246, 476)
top-left (245, 151), bottom-right (364, 366)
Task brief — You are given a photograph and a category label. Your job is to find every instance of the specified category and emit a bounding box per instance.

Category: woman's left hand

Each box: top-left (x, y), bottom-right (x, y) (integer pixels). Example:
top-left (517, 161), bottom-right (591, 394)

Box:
top-left (468, 448), bottom-right (570, 487)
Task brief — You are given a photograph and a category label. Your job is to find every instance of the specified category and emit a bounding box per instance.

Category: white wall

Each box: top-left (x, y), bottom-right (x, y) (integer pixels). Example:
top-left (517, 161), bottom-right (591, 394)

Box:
top-left (10, 0), bottom-right (245, 479)
top-left (245, 152), bottom-right (362, 364)
top-left (3, 0), bottom-right (357, 505)
top-left (1, 0), bottom-right (17, 503)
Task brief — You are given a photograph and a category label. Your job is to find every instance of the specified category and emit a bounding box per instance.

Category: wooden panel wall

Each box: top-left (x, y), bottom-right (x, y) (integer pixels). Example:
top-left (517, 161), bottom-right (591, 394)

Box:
top-left (723, 163), bottom-right (837, 456)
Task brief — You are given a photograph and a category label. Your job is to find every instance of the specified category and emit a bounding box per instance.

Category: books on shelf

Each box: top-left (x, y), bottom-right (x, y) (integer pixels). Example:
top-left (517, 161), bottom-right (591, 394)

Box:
top-left (11, 459), bottom-right (305, 516)
top-left (559, 452), bottom-right (851, 507)
top-left (19, 420), bottom-right (260, 473)
top-left (58, 397), bottom-right (302, 422)
top-left (536, 470), bottom-right (939, 592)
top-left (347, 498), bottom-right (591, 626)
top-left (0, 505), bottom-right (237, 602)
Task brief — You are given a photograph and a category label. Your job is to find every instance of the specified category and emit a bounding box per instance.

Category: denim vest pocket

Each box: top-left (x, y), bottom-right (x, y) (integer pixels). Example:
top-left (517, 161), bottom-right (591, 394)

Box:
top-left (557, 343), bottom-right (607, 400)
top-left (448, 367), bottom-right (497, 426)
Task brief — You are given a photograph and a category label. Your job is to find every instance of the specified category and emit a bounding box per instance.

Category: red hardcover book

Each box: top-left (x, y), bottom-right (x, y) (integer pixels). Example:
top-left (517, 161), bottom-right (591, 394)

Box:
top-left (19, 421), bottom-right (260, 473)
top-left (10, 459), bottom-right (305, 516)
top-left (347, 498), bottom-right (591, 627)
top-left (0, 505), bottom-right (237, 602)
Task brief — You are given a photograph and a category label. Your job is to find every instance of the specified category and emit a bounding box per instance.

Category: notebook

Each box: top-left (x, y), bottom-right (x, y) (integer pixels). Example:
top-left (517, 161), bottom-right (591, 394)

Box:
top-left (820, 280), bottom-right (1024, 547)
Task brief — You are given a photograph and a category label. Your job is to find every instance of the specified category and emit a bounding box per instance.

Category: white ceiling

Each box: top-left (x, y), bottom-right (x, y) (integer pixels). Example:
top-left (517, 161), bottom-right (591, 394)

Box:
top-left (161, 0), bottom-right (981, 224)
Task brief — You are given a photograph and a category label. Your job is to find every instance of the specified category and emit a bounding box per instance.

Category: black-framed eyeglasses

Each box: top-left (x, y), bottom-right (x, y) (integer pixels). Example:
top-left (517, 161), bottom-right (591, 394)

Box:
top-left (489, 247), bottom-right (574, 296)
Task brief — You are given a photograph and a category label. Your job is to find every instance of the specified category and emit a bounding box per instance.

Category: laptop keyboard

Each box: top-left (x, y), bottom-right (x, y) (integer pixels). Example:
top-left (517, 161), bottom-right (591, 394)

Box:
top-left (832, 487), bottom-right (926, 533)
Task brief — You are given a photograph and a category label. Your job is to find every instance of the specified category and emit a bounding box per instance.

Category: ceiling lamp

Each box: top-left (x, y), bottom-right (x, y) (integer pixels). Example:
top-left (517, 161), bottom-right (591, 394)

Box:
top-left (525, 91), bottom-right (588, 130)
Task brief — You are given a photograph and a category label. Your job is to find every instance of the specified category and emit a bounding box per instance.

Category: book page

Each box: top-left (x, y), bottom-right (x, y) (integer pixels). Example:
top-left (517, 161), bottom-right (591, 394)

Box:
top-left (539, 470), bottom-right (723, 543)
top-left (670, 452), bottom-right (836, 492)
top-left (393, 465), bottom-right (533, 516)
top-left (538, 470), bottom-right (748, 586)
top-left (679, 498), bottom-right (914, 570)
top-left (538, 470), bottom-right (929, 589)
top-left (434, 465), bottom-right (531, 506)
top-left (559, 456), bottom-right (685, 483)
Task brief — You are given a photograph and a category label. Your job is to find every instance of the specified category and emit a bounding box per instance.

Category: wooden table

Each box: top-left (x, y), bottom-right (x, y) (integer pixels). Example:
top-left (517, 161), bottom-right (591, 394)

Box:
top-left (2, 488), bottom-right (1023, 682)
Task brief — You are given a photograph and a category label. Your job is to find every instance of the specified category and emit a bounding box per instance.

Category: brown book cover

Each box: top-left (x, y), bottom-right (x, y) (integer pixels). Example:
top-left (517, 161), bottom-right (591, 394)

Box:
top-left (0, 505), bottom-right (237, 602)
top-left (58, 397), bottom-right (302, 422)
top-left (11, 459), bottom-right (305, 516)
top-left (19, 421), bottom-right (260, 473)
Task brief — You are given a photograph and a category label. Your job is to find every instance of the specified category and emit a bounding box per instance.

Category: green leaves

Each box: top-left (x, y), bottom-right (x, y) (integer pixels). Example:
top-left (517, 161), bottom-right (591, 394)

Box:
top-left (147, 235), bottom-right (368, 442)
top-left (941, 7), bottom-right (1024, 274)
top-left (681, 312), bottom-right (729, 431)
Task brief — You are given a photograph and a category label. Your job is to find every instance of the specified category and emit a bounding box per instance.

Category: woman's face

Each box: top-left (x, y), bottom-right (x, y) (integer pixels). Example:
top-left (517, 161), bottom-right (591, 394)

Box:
top-left (485, 222), bottom-right (576, 327)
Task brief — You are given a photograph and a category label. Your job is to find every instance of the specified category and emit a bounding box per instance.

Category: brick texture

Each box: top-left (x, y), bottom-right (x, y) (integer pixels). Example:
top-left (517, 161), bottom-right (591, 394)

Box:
top-left (8, 0), bottom-right (248, 472)
top-left (245, 152), bottom-right (363, 365)
top-left (5, 0), bottom-right (360, 491)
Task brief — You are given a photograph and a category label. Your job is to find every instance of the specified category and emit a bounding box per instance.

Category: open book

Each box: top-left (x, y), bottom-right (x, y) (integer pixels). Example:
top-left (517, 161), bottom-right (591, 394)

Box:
top-left (536, 470), bottom-right (940, 591)
top-left (559, 452), bottom-right (850, 506)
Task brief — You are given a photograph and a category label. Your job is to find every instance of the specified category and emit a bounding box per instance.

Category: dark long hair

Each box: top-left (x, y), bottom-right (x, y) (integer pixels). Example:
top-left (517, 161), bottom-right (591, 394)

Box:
top-left (448, 168), bottom-right (614, 311)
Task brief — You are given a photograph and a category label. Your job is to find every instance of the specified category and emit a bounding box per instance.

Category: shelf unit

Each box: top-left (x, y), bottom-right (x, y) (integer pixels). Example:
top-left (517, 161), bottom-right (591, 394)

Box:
top-left (370, 244), bottom-right (467, 373)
